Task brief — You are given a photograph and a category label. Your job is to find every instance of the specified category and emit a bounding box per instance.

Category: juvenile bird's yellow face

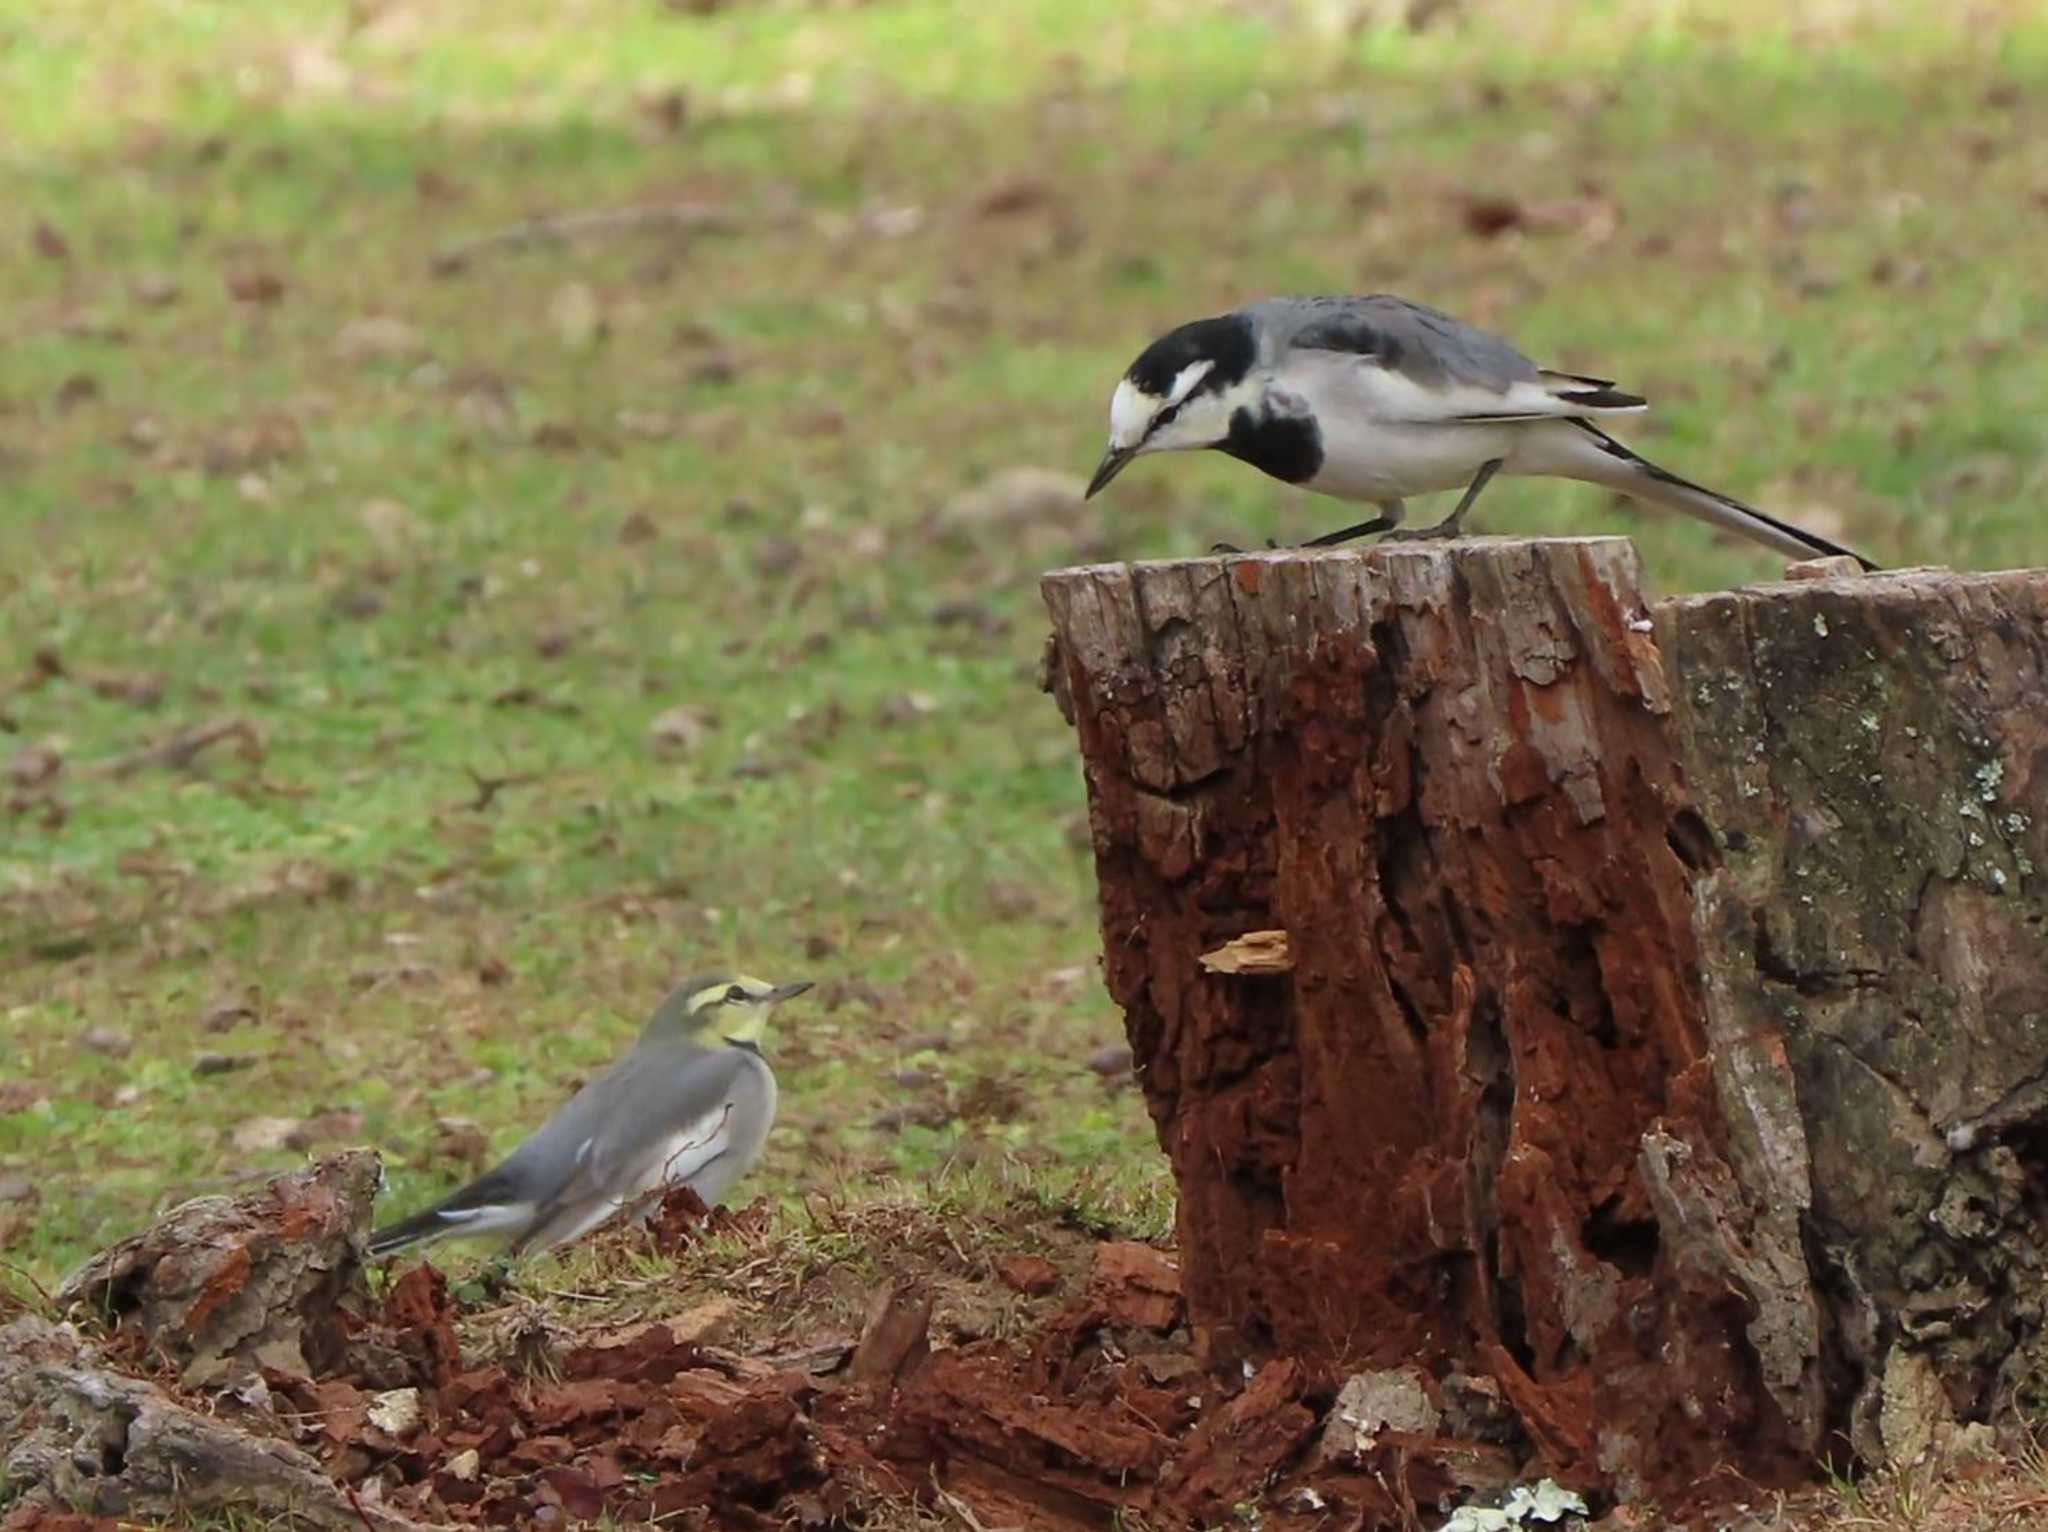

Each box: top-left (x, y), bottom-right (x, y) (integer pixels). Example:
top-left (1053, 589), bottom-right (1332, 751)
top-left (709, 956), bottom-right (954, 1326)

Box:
top-left (683, 974), bottom-right (813, 1045)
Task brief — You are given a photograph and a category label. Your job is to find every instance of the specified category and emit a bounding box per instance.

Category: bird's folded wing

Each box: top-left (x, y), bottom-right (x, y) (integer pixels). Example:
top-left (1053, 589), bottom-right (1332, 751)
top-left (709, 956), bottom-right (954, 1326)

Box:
top-left (1329, 352), bottom-right (1650, 425)
top-left (614, 1101), bottom-right (739, 1193)
top-left (511, 1065), bottom-right (748, 1251)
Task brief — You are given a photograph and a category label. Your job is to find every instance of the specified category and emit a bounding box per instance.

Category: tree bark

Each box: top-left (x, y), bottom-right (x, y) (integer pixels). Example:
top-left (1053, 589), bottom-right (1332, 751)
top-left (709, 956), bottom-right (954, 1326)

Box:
top-left (55, 1149), bottom-right (380, 1389)
top-left (1661, 564), bottom-right (2048, 1470)
top-left (0, 1315), bottom-right (445, 1532)
top-left (1041, 538), bottom-right (2048, 1506)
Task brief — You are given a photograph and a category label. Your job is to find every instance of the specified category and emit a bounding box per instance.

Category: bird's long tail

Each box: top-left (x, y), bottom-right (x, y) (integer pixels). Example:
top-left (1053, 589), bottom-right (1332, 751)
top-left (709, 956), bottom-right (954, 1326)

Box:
top-left (366, 1206), bottom-right (450, 1257)
top-left (368, 1189), bottom-right (530, 1257)
top-left (1519, 418), bottom-right (1879, 571)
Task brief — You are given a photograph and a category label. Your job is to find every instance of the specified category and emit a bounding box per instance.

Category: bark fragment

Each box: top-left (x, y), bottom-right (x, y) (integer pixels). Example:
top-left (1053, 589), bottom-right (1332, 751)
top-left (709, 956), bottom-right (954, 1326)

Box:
top-left (53, 1150), bottom-right (379, 1388)
top-left (849, 1280), bottom-right (934, 1388)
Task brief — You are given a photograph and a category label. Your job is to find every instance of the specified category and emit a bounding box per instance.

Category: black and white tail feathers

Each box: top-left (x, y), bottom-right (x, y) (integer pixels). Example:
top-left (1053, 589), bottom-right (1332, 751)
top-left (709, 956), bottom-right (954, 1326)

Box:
top-left (1540, 369), bottom-right (1648, 413)
top-left (367, 1173), bottom-right (529, 1256)
top-left (366, 1206), bottom-right (448, 1257)
top-left (1536, 419), bottom-right (1878, 571)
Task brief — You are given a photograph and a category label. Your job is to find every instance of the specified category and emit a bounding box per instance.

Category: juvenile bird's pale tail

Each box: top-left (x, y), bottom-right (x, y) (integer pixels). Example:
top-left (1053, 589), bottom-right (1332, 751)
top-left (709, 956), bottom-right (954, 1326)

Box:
top-left (367, 1197), bottom-right (528, 1256)
top-left (365, 1207), bottom-right (444, 1257)
top-left (1524, 419), bottom-right (1878, 571)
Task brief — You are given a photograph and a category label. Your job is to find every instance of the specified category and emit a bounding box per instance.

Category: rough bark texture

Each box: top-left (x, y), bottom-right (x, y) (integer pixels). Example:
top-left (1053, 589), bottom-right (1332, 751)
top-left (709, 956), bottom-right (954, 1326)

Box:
top-left (0, 1316), bottom-right (442, 1532)
top-left (1041, 539), bottom-right (2048, 1508)
top-left (1661, 565), bottom-right (2048, 1469)
top-left (54, 1150), bottom-right (379, 1388)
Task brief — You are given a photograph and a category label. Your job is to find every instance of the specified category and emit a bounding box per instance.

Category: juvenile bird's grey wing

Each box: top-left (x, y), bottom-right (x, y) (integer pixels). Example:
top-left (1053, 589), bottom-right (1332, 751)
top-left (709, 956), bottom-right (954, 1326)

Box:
top-left (364, 1053), bottom-right (625, 1254)
top-left (365, 1048), bottom-right (656, 1255)
top-left (1264, 295), bottom-right (1648, 424)
top-left (510, 1044), bottom-right (761, 1253)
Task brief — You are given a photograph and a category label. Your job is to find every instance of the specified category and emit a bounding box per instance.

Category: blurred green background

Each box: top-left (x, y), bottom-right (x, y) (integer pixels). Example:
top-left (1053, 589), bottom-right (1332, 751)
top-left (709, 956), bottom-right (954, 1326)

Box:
top-left (3, 0), bottom-right (2044, 1283)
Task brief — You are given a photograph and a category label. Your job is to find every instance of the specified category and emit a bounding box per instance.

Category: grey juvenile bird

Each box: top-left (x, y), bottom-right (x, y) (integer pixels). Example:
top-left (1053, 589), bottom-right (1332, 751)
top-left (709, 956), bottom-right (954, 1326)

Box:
top-left (1087, 294), bottom-right (1876, 569)
top-left (367, 974), bottom-right (811, 1257)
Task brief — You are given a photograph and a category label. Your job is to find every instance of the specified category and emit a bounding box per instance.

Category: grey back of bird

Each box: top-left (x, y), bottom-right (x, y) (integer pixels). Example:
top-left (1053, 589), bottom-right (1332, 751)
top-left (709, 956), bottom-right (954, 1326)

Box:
top-left (1245, 295), bottom-right (1543, 392)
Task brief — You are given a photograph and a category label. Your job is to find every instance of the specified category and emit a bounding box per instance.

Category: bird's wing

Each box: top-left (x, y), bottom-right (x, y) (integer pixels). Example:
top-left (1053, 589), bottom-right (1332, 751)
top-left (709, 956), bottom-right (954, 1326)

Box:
top-left (1268, 295), bottom-right (1648, 424)
top-left (509, 1046), bottom-right (756, 1252)
top-left (368, 1044), bottom-right (678, 1253)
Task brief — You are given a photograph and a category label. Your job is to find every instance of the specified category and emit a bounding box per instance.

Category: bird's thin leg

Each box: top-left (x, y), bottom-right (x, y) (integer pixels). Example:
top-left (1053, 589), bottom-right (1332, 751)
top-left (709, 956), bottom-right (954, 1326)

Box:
top-left (1299, 500), bottom-right (1406, 549)
top-left (1382, 460), bottom-right (1502, 543)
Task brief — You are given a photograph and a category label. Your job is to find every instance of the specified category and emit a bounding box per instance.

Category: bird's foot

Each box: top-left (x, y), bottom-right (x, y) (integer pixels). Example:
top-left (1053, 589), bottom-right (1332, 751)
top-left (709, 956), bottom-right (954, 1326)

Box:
top-left (1376, 462), bottom-right (1498, 547)
top-left (1209, 539), bottom-right (1282, 554)
top-left (1300, 507), bottom-right (1401, 549)
top-left (1379, 517), bottom-right (1470, 545)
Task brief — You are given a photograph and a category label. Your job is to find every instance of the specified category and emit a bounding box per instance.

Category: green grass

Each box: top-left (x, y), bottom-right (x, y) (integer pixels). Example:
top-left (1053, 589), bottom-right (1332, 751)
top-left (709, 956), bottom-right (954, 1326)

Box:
top-left (3, 0), bottom-right (2047, 1284)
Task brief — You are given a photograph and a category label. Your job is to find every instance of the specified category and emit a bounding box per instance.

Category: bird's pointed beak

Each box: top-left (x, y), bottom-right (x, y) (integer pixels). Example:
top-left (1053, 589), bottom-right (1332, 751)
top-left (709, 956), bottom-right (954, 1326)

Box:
top-left (1086, 445), bottom-right (1137, 500)
top-left (766, 980), bottom-right (814, 1004)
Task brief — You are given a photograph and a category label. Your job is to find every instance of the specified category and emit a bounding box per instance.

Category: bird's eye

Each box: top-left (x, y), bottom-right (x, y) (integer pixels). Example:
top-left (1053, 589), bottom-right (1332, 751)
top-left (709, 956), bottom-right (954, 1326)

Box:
top-left (725, 985), bottom-right (748, 1004)
top-left (1140, 401), bottom-right (1181, 444)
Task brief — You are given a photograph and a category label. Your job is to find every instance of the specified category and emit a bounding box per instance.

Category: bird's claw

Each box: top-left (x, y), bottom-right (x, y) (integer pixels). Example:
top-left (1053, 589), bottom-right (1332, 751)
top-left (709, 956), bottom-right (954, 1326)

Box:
top-left (1380, 520), bottom-right (1467, 545)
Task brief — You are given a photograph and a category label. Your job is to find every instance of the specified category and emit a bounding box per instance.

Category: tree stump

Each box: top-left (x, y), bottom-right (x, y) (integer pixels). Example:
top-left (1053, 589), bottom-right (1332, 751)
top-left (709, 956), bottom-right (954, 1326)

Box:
top-left (1041, 538), bottom-right (2048, 1508)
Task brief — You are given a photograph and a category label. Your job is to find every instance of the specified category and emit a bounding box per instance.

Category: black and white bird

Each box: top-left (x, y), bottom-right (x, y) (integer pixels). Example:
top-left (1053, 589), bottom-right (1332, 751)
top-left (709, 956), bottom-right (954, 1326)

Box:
top-left (367, 974), bottom-right (811, 1258)
top-left (1086, 294), bottom-right (1876, 569)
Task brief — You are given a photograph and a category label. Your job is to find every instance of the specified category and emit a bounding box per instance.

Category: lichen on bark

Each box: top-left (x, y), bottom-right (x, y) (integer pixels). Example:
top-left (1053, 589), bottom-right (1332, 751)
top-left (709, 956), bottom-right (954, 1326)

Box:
top-left (1661, 566), bottom-right (2048, 1461)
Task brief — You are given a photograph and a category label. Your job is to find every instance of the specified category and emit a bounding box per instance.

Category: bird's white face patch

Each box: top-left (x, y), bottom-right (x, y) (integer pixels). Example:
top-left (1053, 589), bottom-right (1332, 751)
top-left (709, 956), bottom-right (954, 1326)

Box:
top-left (1165, 358), bottom-right (1216, 408)
top-left (1107, 379), bottom-right (1157, 451)
top-left (1107, 360), bottom-right (1220, 452)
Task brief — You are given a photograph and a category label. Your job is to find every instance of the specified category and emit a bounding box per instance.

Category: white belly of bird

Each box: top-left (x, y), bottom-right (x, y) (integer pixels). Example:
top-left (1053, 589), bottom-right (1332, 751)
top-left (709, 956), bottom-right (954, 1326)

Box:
top-left (1306, 416), bottom-right (1523, 502)
top-left (1281, 350), bottom-right (1527, 502)
top-left (636, 1056), bottom-right (776, 1211)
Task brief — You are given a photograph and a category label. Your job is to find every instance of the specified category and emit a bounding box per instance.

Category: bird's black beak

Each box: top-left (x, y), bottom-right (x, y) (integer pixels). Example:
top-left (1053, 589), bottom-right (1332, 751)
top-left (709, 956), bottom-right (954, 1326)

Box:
top-left (766, 980), bottom-right (814, 1003)
top-left (1086, 446), bottom-right (1137, 499)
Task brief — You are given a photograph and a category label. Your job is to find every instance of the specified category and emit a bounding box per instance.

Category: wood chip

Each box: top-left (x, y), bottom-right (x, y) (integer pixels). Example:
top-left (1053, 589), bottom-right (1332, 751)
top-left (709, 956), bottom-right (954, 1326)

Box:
top-left (433, 201), bottom-right (739, 272)
top-left (367, 1387), bottom-right (422, 1438)
top-left (848, 1280), bottom-right (932, 1388)
top-left (1198, 929), bottom-right (1293, 975)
